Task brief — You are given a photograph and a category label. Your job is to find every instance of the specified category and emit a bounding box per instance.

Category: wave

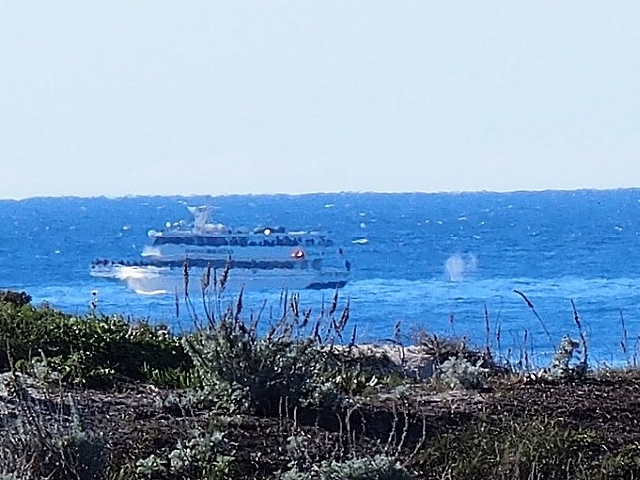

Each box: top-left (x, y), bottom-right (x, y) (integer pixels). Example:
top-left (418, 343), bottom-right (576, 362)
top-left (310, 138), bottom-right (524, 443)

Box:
top-left (134, 289), bottom-right (170, 296)
top-left (352, 238), bottom-right (369, 244)
top-left (345, 275), bottom-right (640, 305)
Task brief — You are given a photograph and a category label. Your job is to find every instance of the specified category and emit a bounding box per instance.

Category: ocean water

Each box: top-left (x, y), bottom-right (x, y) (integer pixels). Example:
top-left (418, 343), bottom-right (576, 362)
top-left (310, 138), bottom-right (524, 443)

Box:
top-left (2, 190), bottom-right (640, 366)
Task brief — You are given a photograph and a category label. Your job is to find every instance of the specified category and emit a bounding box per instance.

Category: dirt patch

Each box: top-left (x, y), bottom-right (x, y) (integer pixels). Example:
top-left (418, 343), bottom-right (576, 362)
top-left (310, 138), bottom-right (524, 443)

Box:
top-left (2, 371), bottom-right (640, 478)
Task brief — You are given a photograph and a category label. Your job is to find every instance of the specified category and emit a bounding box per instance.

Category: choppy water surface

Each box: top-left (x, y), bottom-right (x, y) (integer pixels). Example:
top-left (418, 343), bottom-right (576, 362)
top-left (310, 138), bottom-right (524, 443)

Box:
top-left (2, 190), bottom-right (640, 365)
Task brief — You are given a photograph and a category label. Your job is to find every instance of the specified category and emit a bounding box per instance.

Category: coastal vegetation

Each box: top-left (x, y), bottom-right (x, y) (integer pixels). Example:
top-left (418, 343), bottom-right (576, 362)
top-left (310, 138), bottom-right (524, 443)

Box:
top-left (1, 286), bottom-right (639, 479)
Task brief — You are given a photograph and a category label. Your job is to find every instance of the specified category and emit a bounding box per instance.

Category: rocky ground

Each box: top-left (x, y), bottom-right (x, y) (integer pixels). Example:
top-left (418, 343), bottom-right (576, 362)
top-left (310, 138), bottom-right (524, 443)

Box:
top-left (2, 368), bottom-right (640, 479)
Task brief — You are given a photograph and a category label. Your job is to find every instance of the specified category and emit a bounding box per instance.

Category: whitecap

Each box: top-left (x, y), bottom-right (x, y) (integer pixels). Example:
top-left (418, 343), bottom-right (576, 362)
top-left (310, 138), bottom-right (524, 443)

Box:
top-left (135, 289), bottom-right (170, 296)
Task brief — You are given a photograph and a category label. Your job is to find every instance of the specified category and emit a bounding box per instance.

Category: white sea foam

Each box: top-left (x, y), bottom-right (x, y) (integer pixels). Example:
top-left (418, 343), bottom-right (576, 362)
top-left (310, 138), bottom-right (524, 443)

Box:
top-left (135, 289), bottom-right (170, 296)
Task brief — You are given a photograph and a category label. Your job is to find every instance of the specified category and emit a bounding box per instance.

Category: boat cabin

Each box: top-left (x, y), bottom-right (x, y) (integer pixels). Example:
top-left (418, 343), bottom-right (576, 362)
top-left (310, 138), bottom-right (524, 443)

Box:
top-left (152, 233), bottom-right (335, 248)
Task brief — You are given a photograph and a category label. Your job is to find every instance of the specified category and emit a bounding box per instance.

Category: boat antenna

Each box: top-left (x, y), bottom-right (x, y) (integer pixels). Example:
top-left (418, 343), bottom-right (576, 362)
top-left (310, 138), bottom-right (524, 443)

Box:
top-left (189, 205), bottom-right (212, 234)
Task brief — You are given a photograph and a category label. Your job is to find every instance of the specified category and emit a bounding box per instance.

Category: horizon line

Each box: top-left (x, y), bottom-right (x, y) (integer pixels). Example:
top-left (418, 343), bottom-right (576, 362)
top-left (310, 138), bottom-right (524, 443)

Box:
top-left (1, 186), bottom-right (640, 201)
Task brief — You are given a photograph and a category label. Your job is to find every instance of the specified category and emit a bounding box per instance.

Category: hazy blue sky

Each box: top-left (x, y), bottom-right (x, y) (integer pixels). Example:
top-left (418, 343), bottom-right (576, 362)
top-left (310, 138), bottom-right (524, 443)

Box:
top-left (1, 2), bottom-right (639, 199)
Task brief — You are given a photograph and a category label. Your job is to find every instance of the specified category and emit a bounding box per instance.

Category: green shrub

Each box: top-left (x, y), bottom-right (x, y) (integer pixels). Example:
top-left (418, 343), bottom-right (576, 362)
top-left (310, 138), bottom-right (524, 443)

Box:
top-left (134, 429), bottom-right (234, 480)
top-left (183, 290), bottom-right (382, 413)
top-left (437, 356), bottom-right (489, 390)
top-left (0, 301), bottom-right (192, 386)
top-left (280, 455), bottom-right (416, 480)
top-left (413, 416), bottom-right (603, 480)
top-left (185, 319), bottom-right (335, 414)
top-left (55, 428), bottom-right (107, 480)
top-left (546, 335), bottom-right (584, 379)
top-left (0, 376), bottom-right (107, 480)
top-left (0, 290), bottom-right (31, 308)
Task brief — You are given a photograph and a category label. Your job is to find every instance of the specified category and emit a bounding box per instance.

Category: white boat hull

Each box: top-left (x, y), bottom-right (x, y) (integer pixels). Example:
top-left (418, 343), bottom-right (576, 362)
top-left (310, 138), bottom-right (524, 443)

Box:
top-left (90, 264), bottom-right (349, 295)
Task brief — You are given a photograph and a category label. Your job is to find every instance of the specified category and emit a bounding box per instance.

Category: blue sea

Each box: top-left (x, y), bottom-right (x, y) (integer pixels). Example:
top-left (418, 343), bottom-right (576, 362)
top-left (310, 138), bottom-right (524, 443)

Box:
top-left (2, 190), bottom-right (640, 366)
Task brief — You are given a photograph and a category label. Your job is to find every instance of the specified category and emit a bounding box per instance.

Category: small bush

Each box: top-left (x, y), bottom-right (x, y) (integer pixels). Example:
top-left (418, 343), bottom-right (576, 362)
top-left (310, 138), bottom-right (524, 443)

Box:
top-left (437, 356), bottom-right (489, 390)
top-left (0, 376), bottom-right (107, 480)
top-left (0, 301), bottom-right (192, 386)
top-left (185, 320), bottom-right (337, 414)
top-left (413, 416), bottom-right (603, 480)
top-left (546, 335), bottom-right (583, 379)
top-left (184, 290), bottom-right (370, 413)
top-left (134, 428), bottom-right (234, 480)
top-left (135, 454), bottom-right (166, 477)
top-left (281, 454), bottom-right (416, 480)
top-left (55, 428), bottom-right (107, 480)
top-left (0, 291), bottom-right (31, 308)
top-left (415, 331), bottom-right (479, 365)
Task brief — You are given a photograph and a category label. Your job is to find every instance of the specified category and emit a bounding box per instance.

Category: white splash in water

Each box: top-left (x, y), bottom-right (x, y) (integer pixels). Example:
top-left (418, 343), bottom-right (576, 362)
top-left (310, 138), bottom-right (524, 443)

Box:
top-left (444, 253), bottom-right (478, 281)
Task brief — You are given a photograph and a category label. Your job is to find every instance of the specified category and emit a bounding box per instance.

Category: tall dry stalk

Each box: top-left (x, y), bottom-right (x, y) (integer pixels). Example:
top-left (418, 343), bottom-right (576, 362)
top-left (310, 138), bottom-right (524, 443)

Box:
top-left (570, 299), bottom-right (588, 372)
top-left (513, 290), bottom-right (553, 346)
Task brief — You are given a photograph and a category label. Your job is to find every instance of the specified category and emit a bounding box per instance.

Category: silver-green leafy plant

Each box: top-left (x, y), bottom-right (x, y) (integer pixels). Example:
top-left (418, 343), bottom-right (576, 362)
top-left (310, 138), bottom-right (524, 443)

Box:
top-left (0, 473), bottom-right (27, 480)
top-left (280, 454), bottom-right (416, 480)
top-left (168, 429), bottom-right (233, 479)
top-left (546, 335), bottom-right (581, 379)
top-left (136, 429), bottom-right (234, 480)
top-left (183, 289), bottom-right (366, 414)
top-left (135, 454), bottom-right (166, 477)
top-left (438, 355), bottom-right (489, 390)
top-left (0, 392), bottom-right (107, 480)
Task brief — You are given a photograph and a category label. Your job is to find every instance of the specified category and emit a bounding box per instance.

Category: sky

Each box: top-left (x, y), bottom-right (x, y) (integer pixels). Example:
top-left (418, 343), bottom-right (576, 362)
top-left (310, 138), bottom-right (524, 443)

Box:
top-left (1, 1), bottom-right (639, 199)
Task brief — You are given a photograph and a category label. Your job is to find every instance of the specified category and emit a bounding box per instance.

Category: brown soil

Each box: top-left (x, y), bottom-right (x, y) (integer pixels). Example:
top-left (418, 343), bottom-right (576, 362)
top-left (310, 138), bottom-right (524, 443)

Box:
top-left (2, 370), bottom-right (640, 479)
